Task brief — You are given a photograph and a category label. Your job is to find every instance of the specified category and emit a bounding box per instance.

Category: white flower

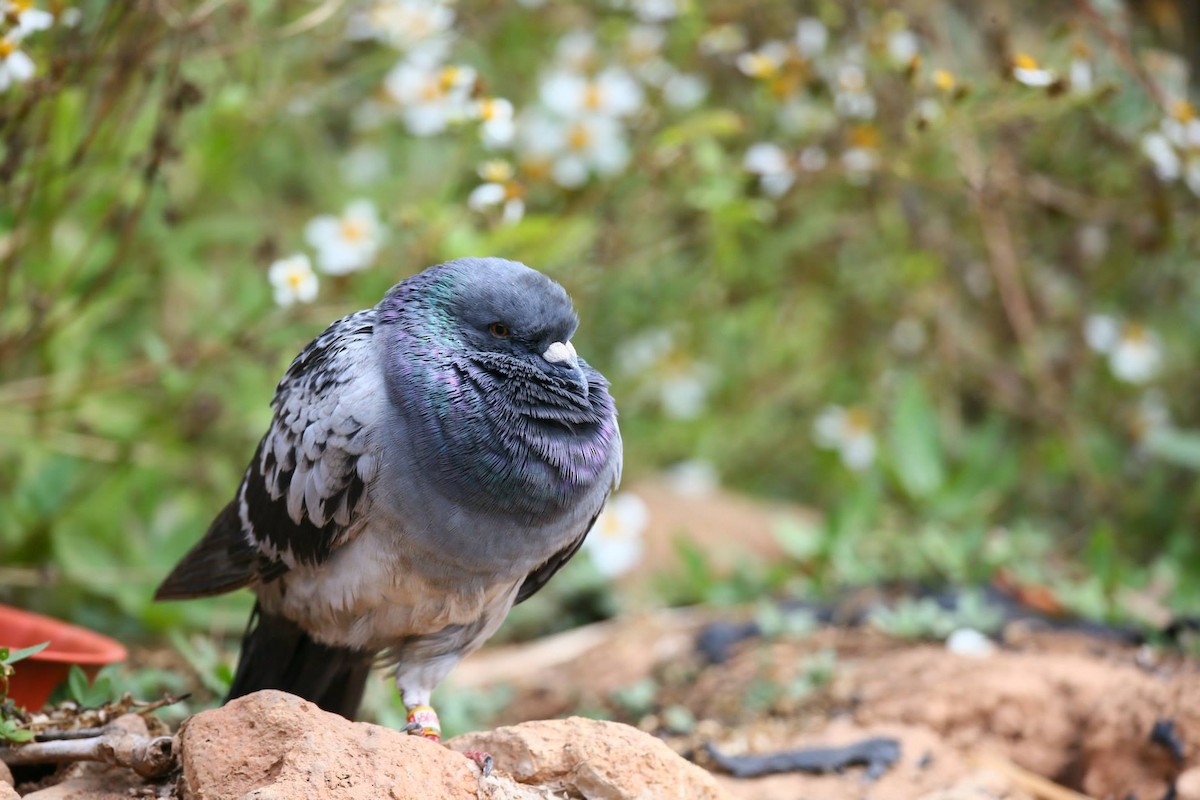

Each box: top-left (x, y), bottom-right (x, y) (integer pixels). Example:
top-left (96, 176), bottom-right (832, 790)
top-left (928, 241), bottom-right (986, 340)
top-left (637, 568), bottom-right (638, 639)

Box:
top-left (699, 24), bottom-right (746, 57)
top-left (1085, 314), bottom-right (1163, 384)
top-left (887, 29), bottom-right (919, 66)
top-left (629, 0), bottom-right (679, 23)
top-left (662, 72), bottom-right (707, 109)
top-left (540, 67), bottom-right (644, 120)
top-left (0, 36), bottom-right (35, 91)
top-left (842, 146), bottom-right (878, 183)
top-left (384, 61), bottom-right (476, 136)
top-left (3, 0), bottom-right (53, 37)
top-left (340, 145), bottom-right (389, 187)
top-left (1109, 325), bottom-right (1162, 384)
top-left (813, 405), bottom-right (876, 471)
top-left (268, 254), bottom-right (319, 307)
top-left (664, 459), bottom-right (719, 497)
top-left (1012, 53), bottom-right (1055, 87)
top-left (59, 6), bottom-right (81, 27)
top-left (946, 628), bottom-right (995, 657)
top-left (660, 371), bottom-right (710, 419)
top-left (1070, 58), bottom-right (1093, 93)
top-left (834, 64), bottom-right (876, 119)
top-left (583, 493), bottom-right (648, 577)
top-left (1084, 313), bottom-right (1120, 353)
top-left (1141, 132), bottom-right (1180, 181)
top-left (520, 112), bottom-right (631, 188)
top-left (736, 41), bottom-right (789, 79)
top-left (555, 30), bottom-right (598, 73)
top-left (744, 142), bottom-right (794, 197)
top-left (798, 145), bottom-right (828, 172)
top-left (795, 17), bottom-right (828, 58)
top-left (473, 97), bottom-right (516, 148)
top-left (304, 200), bottom-right (383, 275)
top-left (346, 0), bottom-right (454, 65)
top-left (468, 160), bottom-right (524, 225)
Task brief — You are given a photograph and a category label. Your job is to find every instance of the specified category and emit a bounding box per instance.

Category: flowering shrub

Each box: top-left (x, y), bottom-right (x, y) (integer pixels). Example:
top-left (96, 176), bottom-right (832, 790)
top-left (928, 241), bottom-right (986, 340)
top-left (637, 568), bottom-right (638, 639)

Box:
top-left (2, 1), bottom-right (1200, 625)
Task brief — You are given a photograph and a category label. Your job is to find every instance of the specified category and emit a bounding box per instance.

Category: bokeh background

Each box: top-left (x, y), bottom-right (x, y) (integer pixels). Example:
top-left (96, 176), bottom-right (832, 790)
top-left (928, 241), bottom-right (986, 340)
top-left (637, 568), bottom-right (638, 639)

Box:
top-left (3, 0), bottom-right (1200, 729)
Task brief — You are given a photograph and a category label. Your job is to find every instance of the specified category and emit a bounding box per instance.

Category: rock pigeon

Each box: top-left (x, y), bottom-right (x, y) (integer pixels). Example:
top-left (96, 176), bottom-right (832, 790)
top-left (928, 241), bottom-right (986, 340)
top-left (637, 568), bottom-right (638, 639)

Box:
top-left (155, 257), bottom-right (622, 741)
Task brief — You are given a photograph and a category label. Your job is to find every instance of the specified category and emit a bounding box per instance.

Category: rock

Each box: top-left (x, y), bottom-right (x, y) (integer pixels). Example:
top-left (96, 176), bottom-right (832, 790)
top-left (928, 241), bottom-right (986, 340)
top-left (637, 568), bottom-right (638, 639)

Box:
top-left (0, 783), bottom-right (16, 800)
top-left (0, 761), bottom-right (11, 786)
top-left (178, 690), bottom-right (481, 800)
top-left (449, 716), bottom-right (733, 800)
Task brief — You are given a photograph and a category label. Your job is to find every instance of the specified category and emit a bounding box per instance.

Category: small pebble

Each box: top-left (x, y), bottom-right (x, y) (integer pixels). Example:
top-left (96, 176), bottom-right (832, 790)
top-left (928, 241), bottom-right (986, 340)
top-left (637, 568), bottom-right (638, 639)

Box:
top-left (946, 628), bottom-right (995, 657)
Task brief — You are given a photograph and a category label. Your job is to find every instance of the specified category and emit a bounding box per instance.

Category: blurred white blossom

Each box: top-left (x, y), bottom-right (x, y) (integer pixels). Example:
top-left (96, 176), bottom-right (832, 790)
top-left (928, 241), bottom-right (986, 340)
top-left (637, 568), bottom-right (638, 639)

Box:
top-left (744, 142), bottom-right (794, 197)
top-left (305, 200), bottom-right (383, 275)
top-left (833, 64), bottom-right (876, 119)
top-left (887, 29), bottom-right (919, 66)
top-left (0, 36), bottom-right (35, 91)
top-left (813, 405), bottom-right (877, 471)
top-left (555, 29), bottom-right (599, 73)
top-left (540, 67), bottom-right (644, 120)
top-left (665, 459), bottom-right (719, 497)
top-left (699, 23), bottom-right (746, 57)
top-left (268, 254), bottom-right (319, 307)
top-left (1085, 314), bottom-right (1163, 384)
top-left (3, 0), bottom-right (53, 37)
top-left (662, 72), bottom-right (707, 109)
top-left (616, 328), bottom-right (713, 419)
top-left (794, 17), bottom-right (828, 58)
top-left (1012, 53), bottom-right (1056, 87)
top-left (473, 96), bottom-right (516, 148)
top-left (468, 160), bottom-right (525, 225)
top-left (346, 0), bottom-right (454, 65)
top-left (1140, 102), bottom-right (1200, 194)
top-left (384, 61), bottom-right (476, 136)
top-left (584, 493), bottom-right (648, 577)
top-left (520, 111), bottom-right (631, 188)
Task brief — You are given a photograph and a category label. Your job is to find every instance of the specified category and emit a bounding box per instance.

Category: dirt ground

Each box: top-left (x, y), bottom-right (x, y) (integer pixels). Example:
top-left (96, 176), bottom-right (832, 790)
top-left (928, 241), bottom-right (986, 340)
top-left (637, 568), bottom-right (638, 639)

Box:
top-left (452, 610), bottom-right (1200, 800)
top-left (443, 479), bottom-right (1200, 800)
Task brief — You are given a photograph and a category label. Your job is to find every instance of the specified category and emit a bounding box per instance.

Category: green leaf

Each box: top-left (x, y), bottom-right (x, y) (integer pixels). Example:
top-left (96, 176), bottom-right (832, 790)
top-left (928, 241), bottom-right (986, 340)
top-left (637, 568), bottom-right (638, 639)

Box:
top-left (3, 642), bottom-right (49, 665)
top-left (888, 376), bottom-right (945, 500)
top-left (67, 664), bottom-right (90, 704)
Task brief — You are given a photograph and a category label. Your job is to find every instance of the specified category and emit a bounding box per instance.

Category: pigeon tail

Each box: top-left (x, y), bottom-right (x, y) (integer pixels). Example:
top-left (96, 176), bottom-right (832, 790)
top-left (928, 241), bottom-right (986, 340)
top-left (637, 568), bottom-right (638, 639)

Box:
top-left (154, 501), bottom-right (264, 600)
top-left (227, 601), bottom-right (374, 720)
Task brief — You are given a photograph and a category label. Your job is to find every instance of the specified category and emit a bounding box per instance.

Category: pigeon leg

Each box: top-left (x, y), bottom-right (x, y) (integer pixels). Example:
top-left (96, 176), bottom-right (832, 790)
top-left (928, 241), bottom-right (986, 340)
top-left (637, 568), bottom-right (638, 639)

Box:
top-left (403, 703), bottom-right (442, 741)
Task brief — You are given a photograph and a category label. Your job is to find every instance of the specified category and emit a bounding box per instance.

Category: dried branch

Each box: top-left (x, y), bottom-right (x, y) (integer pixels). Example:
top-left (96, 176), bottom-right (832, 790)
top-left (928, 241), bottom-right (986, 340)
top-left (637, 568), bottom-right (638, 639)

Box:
top-left (0, 733), bottom-right (176, 779)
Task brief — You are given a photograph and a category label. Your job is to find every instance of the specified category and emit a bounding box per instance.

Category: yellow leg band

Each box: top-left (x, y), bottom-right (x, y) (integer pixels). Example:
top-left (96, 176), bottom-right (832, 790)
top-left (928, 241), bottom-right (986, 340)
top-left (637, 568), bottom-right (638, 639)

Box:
top-left (407, 704), bottom-right (441, 740)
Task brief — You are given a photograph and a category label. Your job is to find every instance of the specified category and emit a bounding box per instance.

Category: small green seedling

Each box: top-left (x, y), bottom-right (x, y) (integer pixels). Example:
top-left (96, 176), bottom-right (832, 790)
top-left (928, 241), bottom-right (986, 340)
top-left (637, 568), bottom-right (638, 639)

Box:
top-left (1, 642), bottom-right (50, 742)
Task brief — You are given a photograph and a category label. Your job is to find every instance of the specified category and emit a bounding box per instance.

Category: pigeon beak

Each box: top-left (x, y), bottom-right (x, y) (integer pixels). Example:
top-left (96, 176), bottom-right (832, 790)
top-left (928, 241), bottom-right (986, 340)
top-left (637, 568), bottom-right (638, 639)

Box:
top-left (543, 340), bottom-right (589, 399)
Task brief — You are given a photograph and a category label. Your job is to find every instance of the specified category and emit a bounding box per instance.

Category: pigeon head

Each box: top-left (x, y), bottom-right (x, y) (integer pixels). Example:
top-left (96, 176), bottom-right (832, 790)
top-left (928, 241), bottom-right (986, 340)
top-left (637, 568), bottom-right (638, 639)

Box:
top-left (440, 259), bottom-right (589, 396)
top-left (377, 258), bottom-right (619, 519)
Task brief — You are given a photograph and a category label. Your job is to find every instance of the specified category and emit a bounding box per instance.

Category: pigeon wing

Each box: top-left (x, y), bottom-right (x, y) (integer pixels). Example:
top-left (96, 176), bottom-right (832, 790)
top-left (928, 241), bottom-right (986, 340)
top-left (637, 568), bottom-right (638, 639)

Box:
top-left (156, 309), bottom-right (383, 600)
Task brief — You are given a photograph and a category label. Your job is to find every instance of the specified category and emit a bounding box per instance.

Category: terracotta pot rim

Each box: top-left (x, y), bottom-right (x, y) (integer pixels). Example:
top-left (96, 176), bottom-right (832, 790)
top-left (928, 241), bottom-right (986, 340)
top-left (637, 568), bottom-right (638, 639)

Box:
top-left (0, 603), bottom-right (128, 665)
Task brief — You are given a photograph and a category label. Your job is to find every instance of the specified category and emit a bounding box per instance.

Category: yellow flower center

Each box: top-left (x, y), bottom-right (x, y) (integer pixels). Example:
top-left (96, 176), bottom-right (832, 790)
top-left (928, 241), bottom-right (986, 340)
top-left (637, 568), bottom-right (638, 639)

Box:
top-left (479, 159), bottom-right (514, 183)
top-left (1013, 53), bottom-right (1039, 71)
top-left (583, 83), bottom-right (604, 111)
top-left (419, 81), bottom-right (442, 102)
top-left (844, 407), bottom-right (871, 434)
top-left (478, 98), bottom-right (498, 121)
top-left (0, 39), bottom-right (14, 58)
top-left (439, 66), bottom-right (464, 92)
top-left (599, 513), bottom-right (626, 539)
top-left (743, 52), bottom-right (778, 80)
top-left (849, 124), bottom-right (880, 149)
top-left (340, 219), bottom-right (367, 242)
top-left (932, 69), bottom-right (956, 92)
top-left (286, 270), bottom-right (306, 289)
top-left (520, 156), bottom-right (551, 182)
top-left (13, 0), bottom-right (32, 11)
top-left (503, 181), bottom-right (524, 201)
top-left (1171, 99), bottom-right (1196, 123)
top-left (1121, 323), bottom-right (1147, 344)
top-left (566, 123), bottom-right (591, 151)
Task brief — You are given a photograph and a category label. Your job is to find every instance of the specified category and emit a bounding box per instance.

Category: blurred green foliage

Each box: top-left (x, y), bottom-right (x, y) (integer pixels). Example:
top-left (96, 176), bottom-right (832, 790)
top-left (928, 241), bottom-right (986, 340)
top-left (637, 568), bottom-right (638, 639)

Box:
top-left (2, 0), bottom-right (1200, 680)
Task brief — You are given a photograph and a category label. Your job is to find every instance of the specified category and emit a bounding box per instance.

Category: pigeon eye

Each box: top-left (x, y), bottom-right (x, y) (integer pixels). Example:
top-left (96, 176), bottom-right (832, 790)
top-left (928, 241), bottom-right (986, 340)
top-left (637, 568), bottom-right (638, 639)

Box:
top-left (489, 322), bottom-right (511, 338)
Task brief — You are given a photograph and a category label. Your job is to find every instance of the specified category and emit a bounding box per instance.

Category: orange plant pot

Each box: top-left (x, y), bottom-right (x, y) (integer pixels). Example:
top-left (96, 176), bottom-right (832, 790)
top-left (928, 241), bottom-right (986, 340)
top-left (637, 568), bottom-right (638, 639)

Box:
top-left (0, 604), bottom-right (128, 710)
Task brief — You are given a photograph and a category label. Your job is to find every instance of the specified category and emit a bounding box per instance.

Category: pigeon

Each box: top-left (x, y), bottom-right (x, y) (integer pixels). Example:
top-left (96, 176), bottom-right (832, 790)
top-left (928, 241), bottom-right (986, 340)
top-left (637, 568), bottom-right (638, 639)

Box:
top-left (155, 257), bottom-right (622, 741)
